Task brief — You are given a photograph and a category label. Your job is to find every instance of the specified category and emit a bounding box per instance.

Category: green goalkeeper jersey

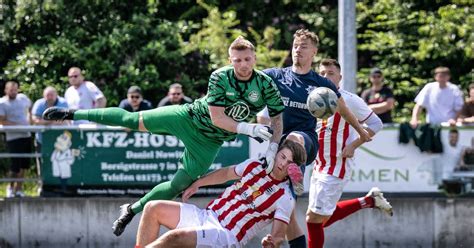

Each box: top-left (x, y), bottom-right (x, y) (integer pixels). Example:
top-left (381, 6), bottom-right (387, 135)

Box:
top-left (189, 65), bottom-right (284, 141)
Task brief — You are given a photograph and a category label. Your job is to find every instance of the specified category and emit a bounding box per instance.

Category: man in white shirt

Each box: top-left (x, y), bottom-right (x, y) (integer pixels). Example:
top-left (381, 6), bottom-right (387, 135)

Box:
top-left (64, 67), bottom-right (106, 124)
top-left (411, 66), bottom-right (464, 127)
top-left (0, 81), bottom-right (32, 197)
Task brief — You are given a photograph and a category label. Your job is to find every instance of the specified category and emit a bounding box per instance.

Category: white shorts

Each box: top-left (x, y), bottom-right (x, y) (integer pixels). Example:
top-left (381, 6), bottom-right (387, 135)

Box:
top-left (176, 203), bottom-right (240, 248)
top-left (308, 173), bottom-right (348, 216)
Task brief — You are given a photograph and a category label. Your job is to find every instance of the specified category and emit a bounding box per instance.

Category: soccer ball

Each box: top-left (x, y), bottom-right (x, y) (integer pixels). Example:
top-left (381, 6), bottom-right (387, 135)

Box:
top-left (306, 87), bottom-right (338, 119)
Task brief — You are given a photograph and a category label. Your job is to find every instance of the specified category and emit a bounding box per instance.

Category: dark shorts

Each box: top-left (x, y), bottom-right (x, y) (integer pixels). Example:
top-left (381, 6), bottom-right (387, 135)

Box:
top-left (7, 137), bottom-right (33, 173)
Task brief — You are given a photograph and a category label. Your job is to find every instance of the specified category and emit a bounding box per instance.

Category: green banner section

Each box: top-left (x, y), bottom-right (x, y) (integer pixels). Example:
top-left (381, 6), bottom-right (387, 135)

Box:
top-left (41, 129), bottom-right (249, 189)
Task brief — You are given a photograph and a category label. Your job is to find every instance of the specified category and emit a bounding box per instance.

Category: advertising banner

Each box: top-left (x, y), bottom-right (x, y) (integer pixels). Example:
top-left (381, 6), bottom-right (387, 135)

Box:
top-left (249, 127), bottom-right (474, 193)
top-left (41, 128), bottom-right (249, 196)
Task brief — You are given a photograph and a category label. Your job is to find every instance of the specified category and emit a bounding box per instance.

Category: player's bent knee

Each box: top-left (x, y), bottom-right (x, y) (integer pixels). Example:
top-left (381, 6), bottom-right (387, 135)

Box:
top-left (306, 210), bottom-right (329, 224)
top-left (143, 200), bottom-right (164, 217)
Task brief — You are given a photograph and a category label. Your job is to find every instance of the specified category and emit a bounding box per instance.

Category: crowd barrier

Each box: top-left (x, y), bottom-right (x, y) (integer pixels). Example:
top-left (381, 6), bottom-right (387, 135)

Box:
top-left (1, 124), bottom-right (473, 196)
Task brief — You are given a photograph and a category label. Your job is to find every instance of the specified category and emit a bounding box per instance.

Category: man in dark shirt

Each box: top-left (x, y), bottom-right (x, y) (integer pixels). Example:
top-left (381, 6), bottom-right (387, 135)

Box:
top-left (458, 83), bottom-right (474, 124)
top-left (118, 86), bottom-right (152, 112)
top-left (157, 83), bottom-right (192, 107)
top-left (360, 68), bottom-right (395, 123)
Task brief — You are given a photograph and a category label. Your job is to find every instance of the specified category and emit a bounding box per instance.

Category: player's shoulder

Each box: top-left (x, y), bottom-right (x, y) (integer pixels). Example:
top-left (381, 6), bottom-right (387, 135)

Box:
top-left (263, 66), bottom-right (290, 75)
top-left (254, 69), bottom-right (275, 83)
top-left (236, 158), bottom-right (263, 174)
top-left (341, 89), bottom-right (366, 106)
top-left (280, 182), bottom-right (296, 203)
top-left (212, 65), bottom-right (233, 75)
top-left (311, 71), bottom-right (334, 85)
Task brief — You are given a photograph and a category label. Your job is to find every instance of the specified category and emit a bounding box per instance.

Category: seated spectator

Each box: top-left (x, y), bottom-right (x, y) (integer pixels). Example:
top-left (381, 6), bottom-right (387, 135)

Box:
top-left (410, 66), bottom-right (464, 127)
top-left (31, 86), bottom-right (69, 165)
top-left (157, 83), bottom-right (192, 107)
top-left (0, 81), bottom-right (32, 198)
top-left (65, 67), bottom-right (106, 124)
top-left (458, 83), bottom-right (474, 124)
top-left (441, 129), bottom-right (464, 181)
top-left (118, 86), bottom-right (152, 112)
top-left (360, 67), bottom-right (395, 123)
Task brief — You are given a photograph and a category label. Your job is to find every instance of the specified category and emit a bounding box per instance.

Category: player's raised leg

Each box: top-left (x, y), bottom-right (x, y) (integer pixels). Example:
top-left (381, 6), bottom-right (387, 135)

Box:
top-left (43, 107), bottom-right (143, 130)
top-left (323, 187), bottom-right (393, 227)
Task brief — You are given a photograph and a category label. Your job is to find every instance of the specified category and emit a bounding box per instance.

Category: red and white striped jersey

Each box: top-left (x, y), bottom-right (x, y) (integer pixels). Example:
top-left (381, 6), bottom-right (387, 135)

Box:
top-left (315, 89), bottom-right (373, 179)
top-left (207, 158), bottom-right (295, 245)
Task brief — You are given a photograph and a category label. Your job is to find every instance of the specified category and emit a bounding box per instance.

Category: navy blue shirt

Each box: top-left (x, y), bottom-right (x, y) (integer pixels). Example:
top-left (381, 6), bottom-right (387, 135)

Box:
top-left (263, 67), bottom-right (341, 135)
top-left (118, 99), bottom-right (153, 112)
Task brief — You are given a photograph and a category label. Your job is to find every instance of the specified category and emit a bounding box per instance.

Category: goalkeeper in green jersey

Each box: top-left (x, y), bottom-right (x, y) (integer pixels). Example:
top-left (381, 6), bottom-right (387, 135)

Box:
top-left (43, 36), bottom-right (285, 236)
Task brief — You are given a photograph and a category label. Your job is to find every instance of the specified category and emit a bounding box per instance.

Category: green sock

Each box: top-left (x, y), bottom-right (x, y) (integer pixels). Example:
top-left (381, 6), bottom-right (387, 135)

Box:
top-left (130, 169), bottom-right (195, 214)
top-left (74, 108), bottom-right (139, 130)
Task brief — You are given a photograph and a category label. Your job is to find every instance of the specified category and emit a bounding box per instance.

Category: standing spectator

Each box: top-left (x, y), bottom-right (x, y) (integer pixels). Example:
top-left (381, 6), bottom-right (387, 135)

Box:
top-left (360, 67), bottom-right (395, 123)
top-left (0, 81), bottom-right (32, 197)
top-left (64, 67), bottom-right (106, 124)
top-left (31, 86), bottom-right (69, 165)
top-left (118, 86), bottom-right (152, 112)
top-left (157, 83), bottom-right (192, 107)
top-left (411, 66), bottom-right (464, 127)
top-left (458, 83), bottom-right (474, 124)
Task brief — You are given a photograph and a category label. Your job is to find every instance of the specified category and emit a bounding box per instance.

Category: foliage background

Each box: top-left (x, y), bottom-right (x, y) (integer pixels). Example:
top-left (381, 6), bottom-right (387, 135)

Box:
top-left (1, 0), bottom-right (472, 115)
top-left (0, 0), bottom-right (472, 194)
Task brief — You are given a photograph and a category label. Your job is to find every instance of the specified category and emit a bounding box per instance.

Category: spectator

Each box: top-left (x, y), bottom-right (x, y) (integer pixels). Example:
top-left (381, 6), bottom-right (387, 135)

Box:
top-left (459, 137), bottom-right (474, 170)
top-left (458, 83), bottom-right (474, 124)
top-left (31, 86), bottom-right (68, 165)
top-left (360, 67), bottom-right (395, 123)
top-left (0, 81), bottom-right (32, 197)
top-left (118, 86), bottom-right (152, 112)
top-left (64, 67), bottom-right (106, 124)
top-left (410, 66), bottom-right (464, 127)
top-left (157, 83), bottom-right (192, 107)
top-left (438, 129), bottom-right (464, 182)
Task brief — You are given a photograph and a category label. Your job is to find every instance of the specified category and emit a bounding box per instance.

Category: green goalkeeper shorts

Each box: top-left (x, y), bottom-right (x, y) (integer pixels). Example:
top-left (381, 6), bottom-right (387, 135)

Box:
top-left (141, 105), bottom-right (223, 179)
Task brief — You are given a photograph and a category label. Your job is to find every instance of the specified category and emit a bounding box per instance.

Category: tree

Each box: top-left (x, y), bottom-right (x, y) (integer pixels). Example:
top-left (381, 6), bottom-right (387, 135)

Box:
top-left (356, 0), bottom-right (473, 122)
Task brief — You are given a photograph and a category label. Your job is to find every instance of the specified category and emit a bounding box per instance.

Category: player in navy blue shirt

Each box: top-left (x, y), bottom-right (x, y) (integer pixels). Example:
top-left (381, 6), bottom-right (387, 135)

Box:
top-left (258, 29), bottom-right (371, 248)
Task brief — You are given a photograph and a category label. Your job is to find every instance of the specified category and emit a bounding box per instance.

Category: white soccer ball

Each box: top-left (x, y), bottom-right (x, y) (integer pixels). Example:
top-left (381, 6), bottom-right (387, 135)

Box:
top-left (306, 87), bottom-right (338, 119)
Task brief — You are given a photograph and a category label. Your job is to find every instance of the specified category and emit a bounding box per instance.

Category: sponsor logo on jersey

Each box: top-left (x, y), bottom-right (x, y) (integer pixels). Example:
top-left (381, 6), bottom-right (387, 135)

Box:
top-left (225, 101), bottom-right (250, 121)
top-left (248, 90), bottom-right (260, 102)
top-left (265, 186), bottom-right (274, 194)
top-left (226, 92), bottom-right (235, 96)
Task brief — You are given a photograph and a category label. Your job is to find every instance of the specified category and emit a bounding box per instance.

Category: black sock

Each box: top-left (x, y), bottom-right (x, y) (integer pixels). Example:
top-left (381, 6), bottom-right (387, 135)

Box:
top-left (288, 235), bottom-right (307, 248)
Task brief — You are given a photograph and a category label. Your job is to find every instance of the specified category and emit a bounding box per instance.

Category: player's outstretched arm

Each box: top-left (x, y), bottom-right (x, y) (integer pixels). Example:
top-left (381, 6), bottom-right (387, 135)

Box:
top-left (342, 112), bottom-right (382, 158)
top-left (182, 166), bottom-right (240, 202)
top-left (262, 219), bottom-right (288, 248)
top-left (336, 97), bottom-right (371, 142)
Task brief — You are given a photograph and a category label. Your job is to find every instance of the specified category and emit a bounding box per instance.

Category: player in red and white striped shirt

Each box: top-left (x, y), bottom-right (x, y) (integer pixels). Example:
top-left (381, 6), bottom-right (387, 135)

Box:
top-left (306, 59), bottom-right (393, 248)
top-left (135, 140), bottom-right (306, 248)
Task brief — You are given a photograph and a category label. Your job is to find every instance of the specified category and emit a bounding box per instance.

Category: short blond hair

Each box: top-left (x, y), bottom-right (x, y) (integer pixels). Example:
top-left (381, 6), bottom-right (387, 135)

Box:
top-left (228, 36), bottom-right (255, 56)
top-left (293, 29), bottom-right (319, 47)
